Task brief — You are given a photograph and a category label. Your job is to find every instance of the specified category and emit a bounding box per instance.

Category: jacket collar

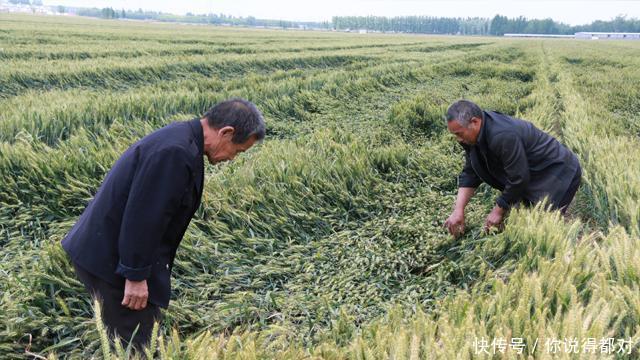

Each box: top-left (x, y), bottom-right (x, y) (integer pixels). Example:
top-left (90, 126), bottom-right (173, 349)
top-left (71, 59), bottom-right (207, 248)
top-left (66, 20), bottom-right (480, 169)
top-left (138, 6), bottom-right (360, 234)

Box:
top-left (475, 111), bottom-right (489, 149)
top-left (187, 118), bottom-right (206, 199)
top-left (188, 118), bottom-right (204, 157)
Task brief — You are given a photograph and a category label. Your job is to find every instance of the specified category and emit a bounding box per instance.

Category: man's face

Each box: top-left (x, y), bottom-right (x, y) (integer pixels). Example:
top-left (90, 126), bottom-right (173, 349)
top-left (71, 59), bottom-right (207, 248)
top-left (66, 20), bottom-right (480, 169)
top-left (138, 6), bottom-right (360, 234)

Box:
top-left (447, 117), bottom-right (482, 145)
top-left (206, 127), bottom-right (257, 164)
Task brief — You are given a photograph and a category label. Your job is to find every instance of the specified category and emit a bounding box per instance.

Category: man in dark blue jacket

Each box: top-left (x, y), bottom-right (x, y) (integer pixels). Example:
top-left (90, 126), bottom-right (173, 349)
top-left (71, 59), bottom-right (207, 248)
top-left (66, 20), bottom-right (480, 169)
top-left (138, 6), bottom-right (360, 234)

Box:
top-left (443, 100), bottom-right (581, 237)
top-left (62, 98), bottom-right (265, 347)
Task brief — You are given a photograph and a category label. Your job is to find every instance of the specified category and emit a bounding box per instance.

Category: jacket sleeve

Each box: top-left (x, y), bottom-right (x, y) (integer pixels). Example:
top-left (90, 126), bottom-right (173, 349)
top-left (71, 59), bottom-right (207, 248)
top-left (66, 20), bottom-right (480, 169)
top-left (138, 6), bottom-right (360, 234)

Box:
top-left (458, 145), bottom-right (483, 188)
top-left (493, 132), bottom-right (530, 210)
top-left (115, 147), bottom-right (192, 281)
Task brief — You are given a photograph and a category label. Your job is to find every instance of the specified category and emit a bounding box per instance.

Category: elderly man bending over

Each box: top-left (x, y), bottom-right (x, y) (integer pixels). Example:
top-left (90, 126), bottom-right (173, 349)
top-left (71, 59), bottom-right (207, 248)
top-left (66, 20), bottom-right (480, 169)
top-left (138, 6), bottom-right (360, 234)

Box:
top-left (444, 99), bottom-right (581, 237)
top-left (62, 98), bottom-right (265, 348)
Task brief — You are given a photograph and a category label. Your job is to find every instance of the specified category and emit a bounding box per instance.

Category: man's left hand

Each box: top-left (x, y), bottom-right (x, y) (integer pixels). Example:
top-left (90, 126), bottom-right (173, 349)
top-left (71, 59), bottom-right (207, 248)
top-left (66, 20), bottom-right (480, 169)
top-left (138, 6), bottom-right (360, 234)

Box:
top-left (484, 205), bottom-right (506, 232)
top-left (122, 279), bottom-right (148, 311)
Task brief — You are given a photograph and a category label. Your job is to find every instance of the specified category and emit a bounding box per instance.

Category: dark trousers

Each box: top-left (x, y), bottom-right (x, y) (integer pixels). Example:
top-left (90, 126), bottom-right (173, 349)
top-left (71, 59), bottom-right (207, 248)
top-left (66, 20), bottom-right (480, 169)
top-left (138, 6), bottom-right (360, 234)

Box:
top-left (520, 166), bottom-right (581, 214)
top-left (558, 166), bottom-right (582, 215)
top-left (72, 262), bottom-right (161, 349)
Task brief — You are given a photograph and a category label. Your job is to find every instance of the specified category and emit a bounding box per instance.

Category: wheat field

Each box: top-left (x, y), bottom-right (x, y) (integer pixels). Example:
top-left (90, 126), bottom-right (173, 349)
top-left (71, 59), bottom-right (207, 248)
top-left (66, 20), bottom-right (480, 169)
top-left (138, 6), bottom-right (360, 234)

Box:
top-left (1, 13), bottom-right (640, 359)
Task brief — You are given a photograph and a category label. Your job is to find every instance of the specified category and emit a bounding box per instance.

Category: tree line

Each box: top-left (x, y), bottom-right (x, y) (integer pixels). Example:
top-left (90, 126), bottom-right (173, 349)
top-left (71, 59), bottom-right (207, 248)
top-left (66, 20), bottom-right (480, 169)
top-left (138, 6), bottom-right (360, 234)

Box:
top-left (43, 5), bottom-right (640, 34)
top-left (71, 7), bottom-right (330, 29)
top-left (332, 15), bottom-right (640, 35)
top-left (332, 16), bottom-right (491, 35)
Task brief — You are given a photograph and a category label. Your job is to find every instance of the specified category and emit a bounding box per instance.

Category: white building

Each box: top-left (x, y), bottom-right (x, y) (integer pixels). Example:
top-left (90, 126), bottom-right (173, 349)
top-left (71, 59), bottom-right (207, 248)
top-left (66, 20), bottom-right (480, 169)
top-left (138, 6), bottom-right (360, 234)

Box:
top-left (504, 33), bottom-right (574, 39)
top-left (0, 0), bottom-right (54, 14)
top-left (575, 32), bottom-right (640, 40)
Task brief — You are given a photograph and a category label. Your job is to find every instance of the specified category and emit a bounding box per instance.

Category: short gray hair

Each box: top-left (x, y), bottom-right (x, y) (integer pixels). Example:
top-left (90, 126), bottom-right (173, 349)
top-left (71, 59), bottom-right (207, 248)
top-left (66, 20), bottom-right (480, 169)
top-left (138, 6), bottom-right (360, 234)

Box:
top-left (204, 98), bottom-right (266, 144)
top-left (446, 100), bottom-right (483, 127)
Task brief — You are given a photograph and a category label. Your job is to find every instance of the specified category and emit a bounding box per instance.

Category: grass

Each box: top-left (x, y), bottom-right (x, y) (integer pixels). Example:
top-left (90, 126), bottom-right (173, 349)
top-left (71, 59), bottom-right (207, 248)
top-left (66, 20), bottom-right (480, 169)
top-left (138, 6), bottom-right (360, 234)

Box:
top-left (1, 13), bottom-right (640, 359)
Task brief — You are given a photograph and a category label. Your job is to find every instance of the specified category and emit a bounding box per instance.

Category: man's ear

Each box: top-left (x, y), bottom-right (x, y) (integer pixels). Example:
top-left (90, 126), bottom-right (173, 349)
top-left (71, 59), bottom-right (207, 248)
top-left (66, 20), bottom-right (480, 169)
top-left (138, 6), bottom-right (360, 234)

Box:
top-left (470, 116), bottom-right (482, 128)
top-left (218, 126), bottom-right (235, 139)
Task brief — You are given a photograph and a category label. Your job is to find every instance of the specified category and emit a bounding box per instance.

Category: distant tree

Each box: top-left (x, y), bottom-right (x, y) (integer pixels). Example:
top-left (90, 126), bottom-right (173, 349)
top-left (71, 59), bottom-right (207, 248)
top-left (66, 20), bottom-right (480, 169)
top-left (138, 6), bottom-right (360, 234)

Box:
top-left (56, 5), bottom-right (66, 13)
top-left (101, 7), bottom-right (117, 19)
top-left (489, 15), bottom-right (508, 35)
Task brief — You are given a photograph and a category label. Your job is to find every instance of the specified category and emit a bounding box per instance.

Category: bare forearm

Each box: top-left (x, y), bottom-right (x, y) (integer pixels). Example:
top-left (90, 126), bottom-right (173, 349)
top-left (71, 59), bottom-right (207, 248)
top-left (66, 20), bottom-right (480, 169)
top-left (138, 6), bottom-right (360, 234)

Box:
top-left (445, 187), bottom-right (476, 238)
top-left (491, 204), bottom-right (506, 216)
top-left (454, 187), bottom-right (476, 213)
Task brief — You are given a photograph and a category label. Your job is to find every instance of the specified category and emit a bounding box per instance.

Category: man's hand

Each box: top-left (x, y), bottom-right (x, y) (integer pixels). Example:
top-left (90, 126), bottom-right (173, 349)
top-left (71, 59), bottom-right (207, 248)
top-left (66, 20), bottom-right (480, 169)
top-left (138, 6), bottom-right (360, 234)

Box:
top-left (484, 205), bottom-right (506, 232)
top-left (444, 209), bottom-right (466, 238)
top-left (122, 279), bottom-right (148, 311)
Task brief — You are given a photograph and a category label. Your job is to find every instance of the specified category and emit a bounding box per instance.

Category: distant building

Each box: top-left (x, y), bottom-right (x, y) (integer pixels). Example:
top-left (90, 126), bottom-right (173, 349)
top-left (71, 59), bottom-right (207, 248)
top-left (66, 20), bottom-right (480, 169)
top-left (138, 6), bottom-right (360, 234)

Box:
top-left (0, 0), bottom-right (52, 14)
top-left (504, 32), bottom-right (640, 40)
top-left (575, 32), bottom-right (640, 40)
top-left (504, 33), bottom-right (574, 39)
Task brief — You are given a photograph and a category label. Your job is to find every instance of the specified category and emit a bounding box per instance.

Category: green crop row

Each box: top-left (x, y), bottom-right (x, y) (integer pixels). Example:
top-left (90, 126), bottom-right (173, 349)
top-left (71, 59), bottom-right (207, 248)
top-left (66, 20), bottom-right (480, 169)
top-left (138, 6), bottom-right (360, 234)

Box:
top-left (544, 42), bottom-right (640, 235)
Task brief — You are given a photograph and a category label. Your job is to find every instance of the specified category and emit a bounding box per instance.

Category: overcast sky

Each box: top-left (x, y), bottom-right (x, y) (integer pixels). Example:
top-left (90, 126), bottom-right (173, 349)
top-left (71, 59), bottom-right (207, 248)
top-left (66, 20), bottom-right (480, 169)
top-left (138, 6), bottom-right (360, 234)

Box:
top-left (43, 0), bottom-right (640, 25)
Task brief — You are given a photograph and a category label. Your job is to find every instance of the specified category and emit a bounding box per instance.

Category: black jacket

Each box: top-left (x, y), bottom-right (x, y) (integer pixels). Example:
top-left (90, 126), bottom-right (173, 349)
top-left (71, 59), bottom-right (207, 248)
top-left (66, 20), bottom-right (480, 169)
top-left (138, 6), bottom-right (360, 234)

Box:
top-left (458, 111), bottom-right (580, 210)
top-left (62, 118), bottom-right (204, 308)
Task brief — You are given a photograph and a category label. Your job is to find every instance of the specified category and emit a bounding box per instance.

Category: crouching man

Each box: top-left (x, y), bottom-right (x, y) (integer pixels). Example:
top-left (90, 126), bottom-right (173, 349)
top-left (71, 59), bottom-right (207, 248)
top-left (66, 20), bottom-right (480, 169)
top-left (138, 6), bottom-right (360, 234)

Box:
top-left (62, 98), bottom-right (265, 347)
top-left (443, 100), bottom-right (581, 237)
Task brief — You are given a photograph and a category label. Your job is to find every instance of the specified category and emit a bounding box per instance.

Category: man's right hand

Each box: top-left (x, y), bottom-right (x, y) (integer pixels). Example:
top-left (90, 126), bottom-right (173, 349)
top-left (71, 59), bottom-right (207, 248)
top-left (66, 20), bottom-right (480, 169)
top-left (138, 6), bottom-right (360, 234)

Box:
top-left (122, 279), bottom-right (148, 311)
top-left (444, 210), bottom-right (465, 238)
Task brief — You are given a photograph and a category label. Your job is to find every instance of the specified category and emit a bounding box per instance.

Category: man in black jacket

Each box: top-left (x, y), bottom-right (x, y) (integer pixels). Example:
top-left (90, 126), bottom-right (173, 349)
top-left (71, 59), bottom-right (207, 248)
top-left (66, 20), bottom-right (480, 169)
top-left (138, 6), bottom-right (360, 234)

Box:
top-left (443, 100), bottom-right (581, 237)
top-left (62, 98), bottom-right (265, 347)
